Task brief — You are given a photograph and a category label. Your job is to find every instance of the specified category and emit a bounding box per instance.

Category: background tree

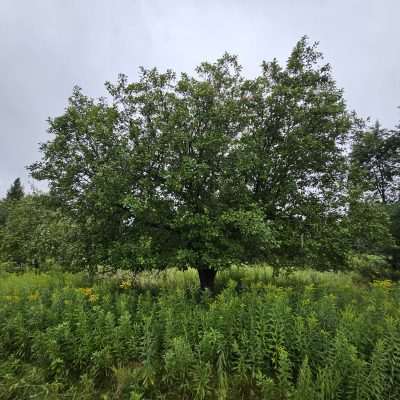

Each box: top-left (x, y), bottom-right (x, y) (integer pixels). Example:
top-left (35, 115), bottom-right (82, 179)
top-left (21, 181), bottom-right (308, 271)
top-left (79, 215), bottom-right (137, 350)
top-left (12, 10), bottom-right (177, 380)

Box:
top-left (348, 118), bottom-right (400, 276)
top-left (388, 203), bottom-right (400, 270)
top-left (0, 178), bottom-right (25, 241)
top-left (0, 201), bottom-right (7, 227)
top-left (351, 121), bottom-right (400, 204)
top-left (5, 178), bottom-right (24, 202)
top-left (30, 38), bottom-right (356, 288)
top-left (0, 193), bottom-right (84, 270)
top-left (0, 195), bottom-right (49, 268)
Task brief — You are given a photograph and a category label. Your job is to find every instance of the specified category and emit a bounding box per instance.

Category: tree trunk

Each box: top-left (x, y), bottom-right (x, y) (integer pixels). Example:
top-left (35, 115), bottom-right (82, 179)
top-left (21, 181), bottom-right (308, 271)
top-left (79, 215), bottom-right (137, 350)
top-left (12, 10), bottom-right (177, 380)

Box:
top-left (272, 265), bottom-right (280, 278)
top-left (198, 267), bottom-right (217, 291)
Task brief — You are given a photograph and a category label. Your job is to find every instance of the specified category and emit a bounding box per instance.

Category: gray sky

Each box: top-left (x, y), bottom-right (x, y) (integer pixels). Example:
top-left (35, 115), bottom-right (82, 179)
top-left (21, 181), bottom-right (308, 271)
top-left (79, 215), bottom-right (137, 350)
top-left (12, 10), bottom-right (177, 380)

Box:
top-left (1, 0), bottom-right (399, 196)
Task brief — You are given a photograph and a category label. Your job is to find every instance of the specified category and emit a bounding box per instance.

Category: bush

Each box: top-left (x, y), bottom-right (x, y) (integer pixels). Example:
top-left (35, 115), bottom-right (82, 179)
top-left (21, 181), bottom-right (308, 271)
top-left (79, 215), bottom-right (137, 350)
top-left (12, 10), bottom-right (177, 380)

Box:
top-left (0, 261), bottom-right (24, 274)
top-left (348, 253), bottom-right (397, 281)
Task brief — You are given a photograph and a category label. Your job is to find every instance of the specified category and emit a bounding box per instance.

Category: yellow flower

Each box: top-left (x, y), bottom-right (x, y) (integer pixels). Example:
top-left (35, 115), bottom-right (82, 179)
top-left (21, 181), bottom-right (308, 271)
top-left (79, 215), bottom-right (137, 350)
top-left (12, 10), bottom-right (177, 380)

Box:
top-left (28, 291), bottom-right (40, 301)
top-left (88, 294), bottom-right (98, 303)
top-left (372, 279), bottom-right (393, 289)
top-left (119, 279), bottom-right (133, 289)
top-left (78, 287), bottom-right (94, 296)
top-left (77, 287), bottom-right (98, 302)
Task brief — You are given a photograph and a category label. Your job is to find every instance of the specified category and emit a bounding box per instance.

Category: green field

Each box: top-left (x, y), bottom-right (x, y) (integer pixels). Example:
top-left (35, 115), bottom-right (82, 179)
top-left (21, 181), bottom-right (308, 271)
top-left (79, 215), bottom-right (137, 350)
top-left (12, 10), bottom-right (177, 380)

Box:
top-left (1, 267), bottom-right (400, 399)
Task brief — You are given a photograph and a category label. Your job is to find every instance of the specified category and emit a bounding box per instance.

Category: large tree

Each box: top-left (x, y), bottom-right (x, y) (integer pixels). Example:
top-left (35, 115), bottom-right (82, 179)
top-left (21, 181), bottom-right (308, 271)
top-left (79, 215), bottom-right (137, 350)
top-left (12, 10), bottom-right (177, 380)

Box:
top-left (30, 38), bottom-right (355, 288)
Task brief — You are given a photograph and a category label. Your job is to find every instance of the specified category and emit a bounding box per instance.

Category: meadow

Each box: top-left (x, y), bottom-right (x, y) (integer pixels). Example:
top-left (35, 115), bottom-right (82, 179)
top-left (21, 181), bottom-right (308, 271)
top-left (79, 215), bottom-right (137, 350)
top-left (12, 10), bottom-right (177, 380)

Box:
top-left (1, 266), bottom-right (400, 399)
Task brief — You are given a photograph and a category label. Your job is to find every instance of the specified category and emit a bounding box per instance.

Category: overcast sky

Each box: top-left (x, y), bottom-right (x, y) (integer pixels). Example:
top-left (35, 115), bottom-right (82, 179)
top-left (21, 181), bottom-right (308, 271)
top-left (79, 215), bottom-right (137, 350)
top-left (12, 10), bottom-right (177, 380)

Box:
top-left (1, 0), bottom-right (399, 196)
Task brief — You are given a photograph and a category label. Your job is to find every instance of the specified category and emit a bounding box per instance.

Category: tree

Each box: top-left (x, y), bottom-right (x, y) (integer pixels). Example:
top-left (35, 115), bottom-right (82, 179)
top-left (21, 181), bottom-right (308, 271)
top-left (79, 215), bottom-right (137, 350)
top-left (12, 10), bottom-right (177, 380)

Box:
top-left (346, 200), bottom-right (394, 254)
top-left (0, 193), bottom-right (84, 270)
top-left (388, 203), bottom-right (400, 270)
top-left (6, 178), bottom-right (24, 202)
top-left (0, 195), bottom-right (49, 268)
top-left (348, 118), bottom-right (400, 276)
top-left (351, 121), bottom-right (400, 204)
top-left (0, 201), bottom-right (7, 227)
top-left (29, 38), bottom-right (355, 289)
top-left (0, 178), bottom-right (25, 233)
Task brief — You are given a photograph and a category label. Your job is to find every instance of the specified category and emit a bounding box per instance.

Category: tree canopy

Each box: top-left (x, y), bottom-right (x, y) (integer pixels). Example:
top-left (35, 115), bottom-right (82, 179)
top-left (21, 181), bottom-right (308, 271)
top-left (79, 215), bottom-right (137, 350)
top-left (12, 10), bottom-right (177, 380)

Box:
top-left (351, 121), bottom-right (400, 204)
top-left (28, 37), bottom-right (358, 287)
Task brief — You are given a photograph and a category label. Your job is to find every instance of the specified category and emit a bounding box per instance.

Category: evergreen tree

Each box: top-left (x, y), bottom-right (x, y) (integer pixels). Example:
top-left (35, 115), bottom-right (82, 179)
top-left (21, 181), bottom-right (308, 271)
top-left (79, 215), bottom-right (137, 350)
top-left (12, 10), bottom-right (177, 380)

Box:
top-left (6, 178), bottom-right (24, 202)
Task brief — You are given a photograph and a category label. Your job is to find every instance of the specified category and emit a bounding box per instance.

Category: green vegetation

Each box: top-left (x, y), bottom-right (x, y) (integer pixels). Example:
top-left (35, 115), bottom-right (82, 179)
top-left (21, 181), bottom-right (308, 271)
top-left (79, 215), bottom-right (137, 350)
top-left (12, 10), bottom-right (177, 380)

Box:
top-left (0, 37), bottom-right (397, 287)
top-left (0, 37), bottom-right (399, 399)
top-left (26, 37), bottom-right (372, 286)
top-left (1, 268), bottom-right (400, 399)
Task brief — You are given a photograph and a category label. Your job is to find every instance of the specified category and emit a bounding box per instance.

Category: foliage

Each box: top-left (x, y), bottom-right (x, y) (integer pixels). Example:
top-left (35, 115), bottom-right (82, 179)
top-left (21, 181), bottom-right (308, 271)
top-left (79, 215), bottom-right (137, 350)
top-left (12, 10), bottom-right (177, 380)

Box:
top-left (1, 267), bottom-right (400, 399)
top-left (0, 194), bottom-right (85, 271)
top-left (28, 37), bottom-right (356, 286)
top-left (351, 121), bottom-right (400, 204)
top-left (346, 200), bottom-right (395, 255)
top-left (0, 195), bottom-right (48, 268)
top-left (5, 178), bottom-right (24, 202)
top-left (347, 120), bottom-right (400, 274)
top-left (2, 35), bottom-right (400, 400)
top-left (347, 253), bottom-right (397, 282)
top-left (387, 202), bottom-right (400, 270)
top-left (0, 201), bottom-right (8, 227)
top-left (0, 178), bottom-right (25, 230)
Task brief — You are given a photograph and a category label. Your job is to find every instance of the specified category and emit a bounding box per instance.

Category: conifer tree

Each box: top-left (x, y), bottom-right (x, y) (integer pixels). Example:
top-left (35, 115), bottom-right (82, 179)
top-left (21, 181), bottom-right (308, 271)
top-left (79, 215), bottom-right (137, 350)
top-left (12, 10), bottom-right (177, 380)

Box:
top-left (6, 178), bottom-right (24, 202)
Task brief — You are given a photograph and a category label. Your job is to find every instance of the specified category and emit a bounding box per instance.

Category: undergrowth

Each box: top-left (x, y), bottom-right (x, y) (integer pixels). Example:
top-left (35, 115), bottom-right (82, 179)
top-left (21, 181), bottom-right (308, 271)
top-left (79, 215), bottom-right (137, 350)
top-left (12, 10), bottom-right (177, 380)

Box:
top-left (0, 267), bottom-right (399, 399)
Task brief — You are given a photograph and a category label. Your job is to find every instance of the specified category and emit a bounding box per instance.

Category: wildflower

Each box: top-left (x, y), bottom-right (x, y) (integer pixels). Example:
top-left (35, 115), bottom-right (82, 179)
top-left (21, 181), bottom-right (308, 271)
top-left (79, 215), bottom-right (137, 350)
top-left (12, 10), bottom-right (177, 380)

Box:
top-left (28, 291), bottom-right (40, 301)
top-left (77, 287), bottom-right (98, 302)
top-left (88, 294), bottom-right (98, 303)
top-left (120, 279), bottom-right (133, 289)
top-left (79, 287), bottom-right (94, 296)
top-left (372, 279), bottom-right (393, 289)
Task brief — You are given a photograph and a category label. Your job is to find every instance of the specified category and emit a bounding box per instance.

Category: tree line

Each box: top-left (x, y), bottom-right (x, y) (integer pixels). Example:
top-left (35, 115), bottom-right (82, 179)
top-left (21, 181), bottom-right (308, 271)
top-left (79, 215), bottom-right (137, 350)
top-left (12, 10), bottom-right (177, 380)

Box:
top-left (0, 37), bottom-right (399, 288)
